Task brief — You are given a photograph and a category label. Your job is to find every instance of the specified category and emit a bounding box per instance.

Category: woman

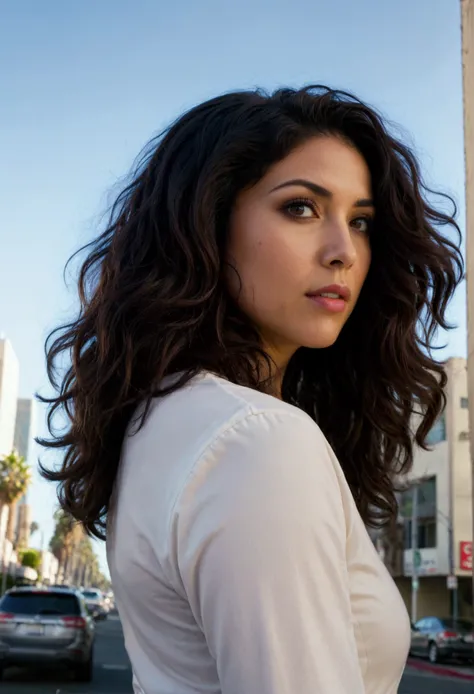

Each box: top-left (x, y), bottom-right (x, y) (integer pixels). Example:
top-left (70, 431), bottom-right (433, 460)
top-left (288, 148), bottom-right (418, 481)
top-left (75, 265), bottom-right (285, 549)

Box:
top-left (40, 86), bottom-right (463, 693)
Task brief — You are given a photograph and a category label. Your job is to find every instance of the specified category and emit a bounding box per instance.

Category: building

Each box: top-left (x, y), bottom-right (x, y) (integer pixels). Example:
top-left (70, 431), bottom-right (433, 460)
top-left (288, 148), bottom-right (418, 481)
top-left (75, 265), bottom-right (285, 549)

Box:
top-left (40, 551), bottom-right (59, 585)
top-left (0, 338), bottom-right (20, 457)
top-left (13, 398), bottom-right (36, 461)
top-left (378, 357), bottom-right (472, 620)
top-left (13, 398), bottom-right (36, 547)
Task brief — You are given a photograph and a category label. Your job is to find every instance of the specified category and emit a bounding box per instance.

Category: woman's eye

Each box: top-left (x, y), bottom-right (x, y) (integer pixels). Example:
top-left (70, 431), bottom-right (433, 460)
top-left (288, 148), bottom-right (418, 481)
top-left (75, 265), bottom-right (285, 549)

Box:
top-left (284, 201), bottom-right (316, 218)
top-left (351, 216), bottom-right (373, 234)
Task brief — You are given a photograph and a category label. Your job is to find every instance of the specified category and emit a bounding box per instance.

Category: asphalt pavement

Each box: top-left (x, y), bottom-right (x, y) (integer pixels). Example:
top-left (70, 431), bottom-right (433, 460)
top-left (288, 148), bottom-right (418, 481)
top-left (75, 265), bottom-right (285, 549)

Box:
top-left (400, 667), bottom-right (474, 693)
top-left (1, 612), bottom-right (472, 694)
top-left (0, 613), bottom-right (133, 694)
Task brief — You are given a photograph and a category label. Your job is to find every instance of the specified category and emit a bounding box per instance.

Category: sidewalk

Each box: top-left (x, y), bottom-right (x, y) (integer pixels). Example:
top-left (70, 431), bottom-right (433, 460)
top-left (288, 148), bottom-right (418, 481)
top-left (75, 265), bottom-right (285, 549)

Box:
top-left (407, 658), bottom-right (474, 681)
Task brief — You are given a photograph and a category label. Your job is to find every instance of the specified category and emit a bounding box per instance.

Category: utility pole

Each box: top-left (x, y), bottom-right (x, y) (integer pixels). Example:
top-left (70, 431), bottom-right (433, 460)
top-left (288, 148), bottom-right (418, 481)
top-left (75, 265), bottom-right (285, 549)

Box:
top-left (447, 517), bottom-right (458, 619)
top-left (411, 482), bottom-right (419, 623)
top-left (461, 0), bottom-right (474, 634)
top-left (447, 362), bottom-right (459, 618)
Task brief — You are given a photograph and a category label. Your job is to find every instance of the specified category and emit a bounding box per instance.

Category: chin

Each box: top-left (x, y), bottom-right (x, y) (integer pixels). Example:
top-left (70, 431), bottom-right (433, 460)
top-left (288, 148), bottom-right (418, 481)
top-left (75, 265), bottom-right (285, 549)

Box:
top-left (296, 325), bottom-right (344, 350)
top-left (302, 336), bottom-right (340, 350)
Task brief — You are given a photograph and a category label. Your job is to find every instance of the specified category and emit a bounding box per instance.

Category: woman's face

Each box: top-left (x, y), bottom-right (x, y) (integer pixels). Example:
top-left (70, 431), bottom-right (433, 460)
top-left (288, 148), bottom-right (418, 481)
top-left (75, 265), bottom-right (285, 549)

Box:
top-left (227, 134), bottom-right (374, 368)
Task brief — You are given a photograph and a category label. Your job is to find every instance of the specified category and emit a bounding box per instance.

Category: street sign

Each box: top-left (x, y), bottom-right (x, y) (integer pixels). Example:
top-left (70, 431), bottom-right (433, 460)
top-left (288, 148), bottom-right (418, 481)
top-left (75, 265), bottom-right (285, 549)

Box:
top-left (411, 577), bottom-right (419, 591)
top-left (447, 575), bottom-right (458, 590)
top-left (460, 541), bottom-right (472, 571)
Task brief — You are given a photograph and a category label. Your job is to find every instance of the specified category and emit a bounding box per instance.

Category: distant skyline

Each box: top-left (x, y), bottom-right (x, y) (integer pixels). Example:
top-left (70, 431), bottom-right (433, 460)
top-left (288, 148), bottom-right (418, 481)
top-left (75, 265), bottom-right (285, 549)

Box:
top-left (0, 0), bottom-right (467, 575)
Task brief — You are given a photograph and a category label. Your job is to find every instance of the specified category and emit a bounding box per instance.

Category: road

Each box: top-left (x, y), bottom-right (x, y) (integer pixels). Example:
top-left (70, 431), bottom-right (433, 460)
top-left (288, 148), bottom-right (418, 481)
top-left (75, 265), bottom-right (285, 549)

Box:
top-left (400, 668), bottom-right (474, 693)
top-left (0, 613), bottom-right (472, 693)
top-left (0, 613), bottom-right (133, 693)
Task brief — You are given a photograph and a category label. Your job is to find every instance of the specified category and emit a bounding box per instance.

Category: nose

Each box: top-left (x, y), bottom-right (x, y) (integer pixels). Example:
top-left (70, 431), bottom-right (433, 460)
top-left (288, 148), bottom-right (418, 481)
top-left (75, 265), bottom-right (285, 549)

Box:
top-left (318, 218), bottom-right (357, 269)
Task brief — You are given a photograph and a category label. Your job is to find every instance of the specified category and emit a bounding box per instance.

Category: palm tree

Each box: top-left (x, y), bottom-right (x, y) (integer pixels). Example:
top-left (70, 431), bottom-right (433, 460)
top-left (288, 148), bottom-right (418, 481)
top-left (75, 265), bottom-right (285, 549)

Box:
top-left (49, 509), bottom-right (109, 588)
top-left (73, 533), bottom-right (96, 586)
top-left (0, 450), bottom-right (31, 546)
top-left (50, 509), bottom-right (76, 583)
top-left (67, 523), bottom-right (87, 585)
top-left (29, 521), bottom-right (39, 538)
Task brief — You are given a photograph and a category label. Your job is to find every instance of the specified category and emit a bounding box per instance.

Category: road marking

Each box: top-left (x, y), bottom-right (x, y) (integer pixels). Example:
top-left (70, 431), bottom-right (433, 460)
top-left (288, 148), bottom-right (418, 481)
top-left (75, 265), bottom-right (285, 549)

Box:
top-left (102, 663), bottom-right (130, 670)
top-left (107, 614), bottom-right (121, 621)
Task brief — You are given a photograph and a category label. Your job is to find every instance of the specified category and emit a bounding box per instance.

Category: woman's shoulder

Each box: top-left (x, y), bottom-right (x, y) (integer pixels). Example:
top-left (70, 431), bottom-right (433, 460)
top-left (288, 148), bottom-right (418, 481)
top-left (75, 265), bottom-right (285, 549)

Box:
top-left (123, 371), bottom-right (334, 494)
top-left (146, 372), bottom-right (342, 489)
top-left (117, 372), bottom-right (355, 568)
top-left (122, 372), bottom-right (348, 516)
top-left (167, 375), bottom-right (354, 561)
top-left (143, 370), bottom-right (320, 447)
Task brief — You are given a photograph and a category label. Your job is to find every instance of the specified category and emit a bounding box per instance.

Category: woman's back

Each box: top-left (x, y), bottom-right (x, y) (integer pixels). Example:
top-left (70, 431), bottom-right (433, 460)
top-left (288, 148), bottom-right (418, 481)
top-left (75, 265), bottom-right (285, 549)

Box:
top-left (107, 372), bottom-right (410, 694)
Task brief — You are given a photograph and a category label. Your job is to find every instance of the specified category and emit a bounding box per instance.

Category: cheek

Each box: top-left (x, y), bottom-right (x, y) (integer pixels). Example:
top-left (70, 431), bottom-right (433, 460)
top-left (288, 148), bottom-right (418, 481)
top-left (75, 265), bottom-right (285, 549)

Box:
top-left (353, 242), bottom-right (372, 298)
top-left (227, 219), bottom-right (299, 309)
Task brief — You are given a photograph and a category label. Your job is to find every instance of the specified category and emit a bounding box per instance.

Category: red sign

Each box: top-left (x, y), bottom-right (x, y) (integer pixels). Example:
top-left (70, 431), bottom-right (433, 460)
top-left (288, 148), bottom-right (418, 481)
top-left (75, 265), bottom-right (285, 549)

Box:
top-left (460, 541), bottom-right (472, 571)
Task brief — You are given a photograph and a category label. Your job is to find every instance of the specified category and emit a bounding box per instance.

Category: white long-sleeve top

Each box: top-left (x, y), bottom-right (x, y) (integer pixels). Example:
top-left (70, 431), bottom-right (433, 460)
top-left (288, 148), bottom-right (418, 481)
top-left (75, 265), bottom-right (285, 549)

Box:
top-left (107, 372), bottom-right (411, 694)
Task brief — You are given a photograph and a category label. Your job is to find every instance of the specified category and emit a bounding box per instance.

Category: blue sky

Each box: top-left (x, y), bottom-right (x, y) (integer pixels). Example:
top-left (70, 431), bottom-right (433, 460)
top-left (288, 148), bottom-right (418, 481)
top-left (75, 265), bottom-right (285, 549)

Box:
top-left (0, 0), bottom-right (467, 576)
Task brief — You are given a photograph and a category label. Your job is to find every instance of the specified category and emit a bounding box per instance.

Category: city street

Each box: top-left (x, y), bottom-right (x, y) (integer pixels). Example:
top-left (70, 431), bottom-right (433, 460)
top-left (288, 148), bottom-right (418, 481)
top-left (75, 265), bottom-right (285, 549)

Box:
top-left (0, 614), bottom-right (133, 693)
top-left (0, 612), bottom-right (472, 694)
top-left (400, 667), bottom-right (474, 694)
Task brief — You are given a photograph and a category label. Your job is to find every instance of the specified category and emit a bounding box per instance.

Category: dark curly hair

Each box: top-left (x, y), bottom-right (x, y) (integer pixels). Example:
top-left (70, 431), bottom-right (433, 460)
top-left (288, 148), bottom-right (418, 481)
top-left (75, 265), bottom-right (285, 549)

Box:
top-left (38, 85), bottom-right (464, 540)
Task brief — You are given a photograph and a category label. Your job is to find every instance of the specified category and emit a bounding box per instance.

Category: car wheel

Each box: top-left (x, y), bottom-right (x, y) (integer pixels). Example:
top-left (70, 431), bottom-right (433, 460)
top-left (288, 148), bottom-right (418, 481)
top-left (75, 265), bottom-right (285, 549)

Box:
top-left (75, 652), bottom-right (93, 682)
top-left (428, 642), bottom-right (440, 664)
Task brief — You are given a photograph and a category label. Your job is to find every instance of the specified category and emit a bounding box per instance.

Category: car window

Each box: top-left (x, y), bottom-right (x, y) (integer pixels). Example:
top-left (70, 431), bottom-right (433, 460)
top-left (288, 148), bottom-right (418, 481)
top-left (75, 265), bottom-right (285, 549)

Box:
top-left (82, 591), bottom-right (100, 599)
top-left (0, 592), bottom-right (80, 616)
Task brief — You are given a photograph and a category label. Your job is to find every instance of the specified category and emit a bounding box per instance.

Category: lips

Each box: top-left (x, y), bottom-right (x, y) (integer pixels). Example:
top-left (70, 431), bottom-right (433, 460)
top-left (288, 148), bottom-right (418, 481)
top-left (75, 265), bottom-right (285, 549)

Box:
top-left (305, 284), bottom-right (350, 314)
top-left (306, 284), bottom-right (351, 302)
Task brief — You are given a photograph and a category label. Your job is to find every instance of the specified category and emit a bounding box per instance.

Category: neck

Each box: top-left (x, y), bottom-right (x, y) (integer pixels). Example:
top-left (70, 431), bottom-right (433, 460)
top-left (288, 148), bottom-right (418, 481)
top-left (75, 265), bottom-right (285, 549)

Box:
top-left (258, 348), bottom-right (295, 400)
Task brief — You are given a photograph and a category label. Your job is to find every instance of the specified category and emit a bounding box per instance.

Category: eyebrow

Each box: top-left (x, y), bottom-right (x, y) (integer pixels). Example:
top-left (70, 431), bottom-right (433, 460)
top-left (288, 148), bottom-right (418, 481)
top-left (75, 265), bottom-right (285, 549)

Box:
top-left (270, 178), bottom-right (374, 208)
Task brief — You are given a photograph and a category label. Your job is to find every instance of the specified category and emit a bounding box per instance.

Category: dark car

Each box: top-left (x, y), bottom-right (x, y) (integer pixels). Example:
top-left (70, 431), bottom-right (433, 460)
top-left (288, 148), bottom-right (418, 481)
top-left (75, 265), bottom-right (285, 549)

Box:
top-left (410, 616), bottom-right (474, 664)
top-left (0, 586), bottom-right (95, 681)
top-left (81, 589), bottom-right (108, 621)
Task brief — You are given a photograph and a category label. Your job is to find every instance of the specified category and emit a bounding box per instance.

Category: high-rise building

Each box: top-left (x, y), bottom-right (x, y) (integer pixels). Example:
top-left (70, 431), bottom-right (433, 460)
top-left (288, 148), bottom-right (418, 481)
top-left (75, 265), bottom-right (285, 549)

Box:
top-left (13, 398), bottom-right (36, 547)
top-left (0, 339), bottom-right (20, 457)
top-left (13, 398), bottom-right (36, 462)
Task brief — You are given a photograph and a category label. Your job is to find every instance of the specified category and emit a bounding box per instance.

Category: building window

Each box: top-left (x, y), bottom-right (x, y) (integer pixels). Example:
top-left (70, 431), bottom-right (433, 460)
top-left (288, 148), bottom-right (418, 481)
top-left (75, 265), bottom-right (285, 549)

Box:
top-left (418, 477), bottom-right (436, 506)
top-left (403, 522), bottom-right (411, 549)
top-left (400, 477), bottom-right (437, 550)
top-left (403, 518), bottom-right (437, 549)
top-left (460, 397), bottom-right (468, 409)
top-left (418, 519), bottom-right (437, 548)
top-left (399, 477), bottom-right (437, 518)
top-left (425, 413), bottom-right (446, 445)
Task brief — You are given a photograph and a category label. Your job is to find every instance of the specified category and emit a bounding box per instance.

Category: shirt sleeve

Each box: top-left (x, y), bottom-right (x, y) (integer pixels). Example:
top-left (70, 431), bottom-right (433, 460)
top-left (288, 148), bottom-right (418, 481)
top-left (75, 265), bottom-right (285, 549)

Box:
top-left (175, 409), bottom-right (365, 694)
